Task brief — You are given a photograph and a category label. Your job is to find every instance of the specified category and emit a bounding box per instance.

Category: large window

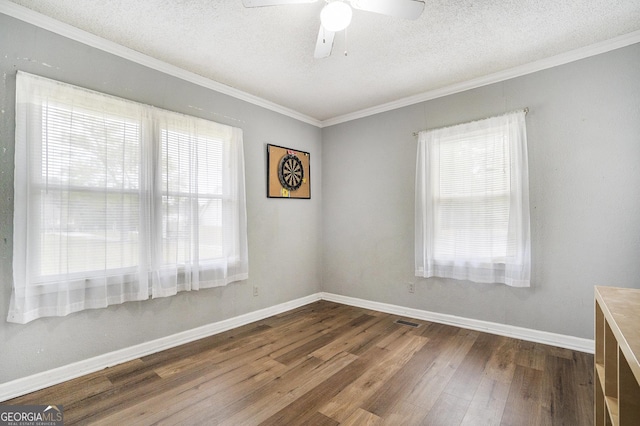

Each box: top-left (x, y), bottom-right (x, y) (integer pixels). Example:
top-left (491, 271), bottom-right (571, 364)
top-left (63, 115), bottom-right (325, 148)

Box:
top-left (415, 110), bottom-right (530, 287)
top-left (9, 72), bottom-right (248, 323)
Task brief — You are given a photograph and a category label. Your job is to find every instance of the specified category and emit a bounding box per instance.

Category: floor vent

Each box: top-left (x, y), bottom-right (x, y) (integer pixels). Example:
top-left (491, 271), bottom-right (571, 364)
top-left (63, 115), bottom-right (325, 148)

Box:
top-left (395, 319), bottom-right (420, 328)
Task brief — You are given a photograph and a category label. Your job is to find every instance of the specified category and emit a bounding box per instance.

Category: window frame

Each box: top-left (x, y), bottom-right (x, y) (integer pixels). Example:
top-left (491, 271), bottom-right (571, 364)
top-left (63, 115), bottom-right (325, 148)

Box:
top-left (415, 110), bottom-right (531, 287)
top-left (9, 71), bottom-right (248, 324)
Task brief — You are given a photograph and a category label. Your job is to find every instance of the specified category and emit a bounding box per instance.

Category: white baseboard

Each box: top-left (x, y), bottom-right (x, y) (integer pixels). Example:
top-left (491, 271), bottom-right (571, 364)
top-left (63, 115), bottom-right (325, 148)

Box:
top-left (0, 293), bottom-right (321, 402)
top-left (320, 292), bottom-right (594, 354)
top-left (0, 291), bottom-right (594, 402)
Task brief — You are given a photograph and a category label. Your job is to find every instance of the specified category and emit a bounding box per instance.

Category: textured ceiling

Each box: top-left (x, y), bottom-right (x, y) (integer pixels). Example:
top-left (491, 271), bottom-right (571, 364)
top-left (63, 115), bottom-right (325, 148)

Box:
top-left (5, 0), bottom-right (640, 122)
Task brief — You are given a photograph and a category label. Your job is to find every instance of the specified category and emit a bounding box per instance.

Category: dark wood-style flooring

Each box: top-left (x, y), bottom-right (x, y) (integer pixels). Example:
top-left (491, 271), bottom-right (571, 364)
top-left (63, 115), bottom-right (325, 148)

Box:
top-left (6, 301), bottom-right (593, 425)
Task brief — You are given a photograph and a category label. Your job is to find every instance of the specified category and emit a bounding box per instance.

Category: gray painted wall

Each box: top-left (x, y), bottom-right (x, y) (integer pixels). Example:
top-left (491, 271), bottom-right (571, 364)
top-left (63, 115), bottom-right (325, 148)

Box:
top-left (2, 11), bottom-right (640, 386)
top-left (321, 43), bottom-right (640, 341)
top-left (0, 15), bottom-right (322, 383)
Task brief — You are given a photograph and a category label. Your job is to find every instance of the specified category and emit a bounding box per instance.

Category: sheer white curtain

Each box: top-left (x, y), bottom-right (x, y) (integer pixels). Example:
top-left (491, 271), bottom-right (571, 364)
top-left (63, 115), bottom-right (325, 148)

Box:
top-left (9, 72), bottom-right (248, 323)
top-left (415, 111), bottom-right (530, 287)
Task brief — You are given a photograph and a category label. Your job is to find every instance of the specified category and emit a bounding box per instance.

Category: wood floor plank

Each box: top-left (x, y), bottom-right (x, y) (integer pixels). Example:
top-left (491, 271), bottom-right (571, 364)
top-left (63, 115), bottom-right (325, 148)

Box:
top-left (379, 401), bottom-right (430, 426)
top-left (4, 301), bottom-right (593, 426)
top-left (360, 323), bottom-right (459, 417)
top-left (573, 351), bottom-right (595, 426)
top-left (7, 373), bottom-right (113, 409)
top-left (405, 327), bottom-right (479, 410)
top-left (64, 312), bottom-right (320, 423)
top-left (216, 352), bottom-right (357, 426)
top-left (310, 314), bottom-right (389, 360)
top-left (274, 313), bottom-right (376, 365)
top-left (440, 332), bottom-right (500, 403)
top-left (515, 340), bottom-right (548, 371)
top-left (97, 354), bottom-right (288, 425)
top-left (258, 346), bottom-right (390, 426)
top-left (341, 407), bottom-right (381, 425)
top-left (297, 411), bottom-right (339, 426)
top-left (459, 378), bottom-right (511, 426)
top-left (542, 351), bottom-right (594, 426)
top-left (318, 333), bottom-right (428, 422)
top-left (546, 354), bottom-right (578, 425)
top-left (265, 308), bottom-right (372, 362)
top-left (501, 364), bottom-right (545, 426)
top-left (97, 307), bottom-right (362, 425)
top-left (345, 319), bottom-right (402, 357)
top-left (483, 336), bottom-right (519, 384)
top-left (457, 336), bottom-right (518, 424)
top-left (422, 391), bottom-right (471, 426)
top-left (139, 322), bottom-right (272, 367)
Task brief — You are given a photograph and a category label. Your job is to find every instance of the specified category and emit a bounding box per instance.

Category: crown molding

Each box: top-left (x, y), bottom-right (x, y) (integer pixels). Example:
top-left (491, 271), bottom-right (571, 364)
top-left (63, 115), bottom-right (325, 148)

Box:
top-left (2, 1), bottom-right (639, 131)
top-left (320, 29), bottom-right (640, 127)
top-left (0, 1), bottom-right (323, 128)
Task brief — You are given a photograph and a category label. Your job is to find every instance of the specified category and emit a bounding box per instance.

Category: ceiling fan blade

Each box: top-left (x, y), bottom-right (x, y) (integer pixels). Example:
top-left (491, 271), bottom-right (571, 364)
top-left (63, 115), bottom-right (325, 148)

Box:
top-left (350, 0), bottom-right (425, 19)
top-left (242, 0), bottom-right (317, 7)
top-left (314, 26), bottom-right (335, 59)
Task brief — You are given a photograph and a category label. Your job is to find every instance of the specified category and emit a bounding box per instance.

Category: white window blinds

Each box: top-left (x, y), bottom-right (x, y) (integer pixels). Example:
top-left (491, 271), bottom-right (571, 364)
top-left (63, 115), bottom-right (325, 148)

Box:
top-left (9, 71), bottom-right (249, 323)
top-left (415, 111), bottom-right (531, 287)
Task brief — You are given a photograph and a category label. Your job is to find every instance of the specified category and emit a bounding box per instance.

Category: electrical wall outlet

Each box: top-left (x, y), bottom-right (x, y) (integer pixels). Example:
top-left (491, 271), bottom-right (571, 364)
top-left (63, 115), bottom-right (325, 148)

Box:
top-left (253, 285), bottom-right (259, 297)
top-left (408, 282), bottom-right (416, 293)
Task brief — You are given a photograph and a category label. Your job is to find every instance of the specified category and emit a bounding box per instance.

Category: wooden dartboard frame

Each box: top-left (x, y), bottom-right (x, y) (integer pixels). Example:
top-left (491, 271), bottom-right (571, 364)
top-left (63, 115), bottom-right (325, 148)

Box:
top-left (267, 144), bottom-right (310, 199)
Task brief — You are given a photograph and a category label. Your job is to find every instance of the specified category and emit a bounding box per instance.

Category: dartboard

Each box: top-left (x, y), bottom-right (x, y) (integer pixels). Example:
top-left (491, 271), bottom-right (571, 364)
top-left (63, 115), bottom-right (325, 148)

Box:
top-left (278, 154), bottom-right (304, 191)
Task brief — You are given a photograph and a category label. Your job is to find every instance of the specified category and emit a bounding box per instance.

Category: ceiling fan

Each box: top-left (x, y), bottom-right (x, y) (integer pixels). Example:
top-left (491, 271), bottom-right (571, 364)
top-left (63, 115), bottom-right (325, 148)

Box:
top-left (242, 0), bottom-right (425, 58)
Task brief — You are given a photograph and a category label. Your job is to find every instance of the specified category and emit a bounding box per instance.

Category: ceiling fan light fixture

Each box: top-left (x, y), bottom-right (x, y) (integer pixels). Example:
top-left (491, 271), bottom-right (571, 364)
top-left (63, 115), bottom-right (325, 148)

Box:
top-left (320, 1), bottom-right (353, 32)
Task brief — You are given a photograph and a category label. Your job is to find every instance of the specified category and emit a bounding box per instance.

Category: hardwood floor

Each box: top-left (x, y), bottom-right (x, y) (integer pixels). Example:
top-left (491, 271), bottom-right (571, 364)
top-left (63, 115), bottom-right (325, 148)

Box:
top-left (6, 301), bottom-right (594, 425)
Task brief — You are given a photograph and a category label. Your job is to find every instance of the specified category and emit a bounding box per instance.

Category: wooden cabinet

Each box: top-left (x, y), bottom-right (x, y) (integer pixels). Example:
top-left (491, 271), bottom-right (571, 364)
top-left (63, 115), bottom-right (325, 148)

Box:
top-left (594, 286), bottom-right (640, 426)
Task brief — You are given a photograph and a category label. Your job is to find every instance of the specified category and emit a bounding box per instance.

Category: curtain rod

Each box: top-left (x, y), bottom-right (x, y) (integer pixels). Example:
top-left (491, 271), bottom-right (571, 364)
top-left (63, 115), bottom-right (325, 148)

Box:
top-left (412, 107), bottom-right (529, 137)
